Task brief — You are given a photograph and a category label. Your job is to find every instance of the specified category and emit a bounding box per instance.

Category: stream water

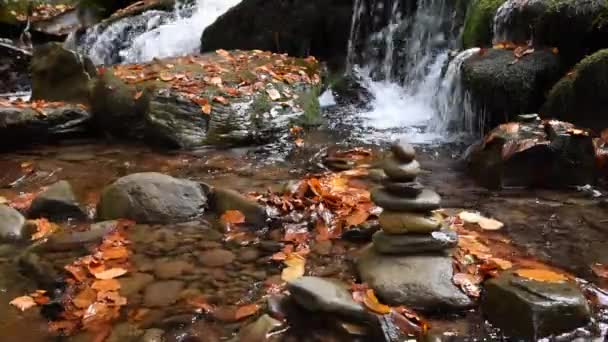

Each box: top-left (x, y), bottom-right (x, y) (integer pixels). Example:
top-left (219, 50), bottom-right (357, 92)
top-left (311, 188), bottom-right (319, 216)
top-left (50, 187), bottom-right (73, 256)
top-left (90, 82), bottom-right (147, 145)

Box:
top-left (1, 0), bottom-right (608, 341)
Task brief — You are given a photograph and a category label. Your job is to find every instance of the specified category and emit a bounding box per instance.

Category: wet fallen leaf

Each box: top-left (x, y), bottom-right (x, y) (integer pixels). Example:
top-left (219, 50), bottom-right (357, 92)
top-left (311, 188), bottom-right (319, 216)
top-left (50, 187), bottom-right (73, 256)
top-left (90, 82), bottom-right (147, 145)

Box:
top-left (362, 289), bottom-right (391, 314)
top-left (100, 246), bottom-right (129, 260)
top-left (281, 253), bottom-right (306, 282)
top-left (128, 308), bottom-right (151, 322)
top-left (93, 267), bottom-right (128, 280)
top-left (515, 268), bottom-right (568, 282)
top-left (294, 138), bottom-right (304, 147)
top-left (221, 210), bottom-right (246, 225)
top-left (73, 288), bottom-right (98, 309)
top-left (591, 263), bottom-right (608, 278)
top-left (458, 211), bottom-right (482, 223)
top-left (0, 196), bottom-right (7, 204)
top-left (213, 96), bottom-right (229, 105)
top-left (65, 264), bottom-right (88, 282)
top-left (202, 103), bottom-right (212, 115)
top-left (234, 304), bottom-right (260, 320)
top-left (30, 218), bottom-right (59, 240)
top-left (345, 209), bottom-right (369, 227)
top-left (478, 217), bottom-right (504, 230)
top-left (91, 279), bottom-right (121, 292)
top-left (10, 296), bottom-right (37, 311)
top-left (453, 273), bottom-right (482, 298)
top-left (159, 71), bottom-right (175, 82)
top-left (133, 90), bottom-right (143, 100)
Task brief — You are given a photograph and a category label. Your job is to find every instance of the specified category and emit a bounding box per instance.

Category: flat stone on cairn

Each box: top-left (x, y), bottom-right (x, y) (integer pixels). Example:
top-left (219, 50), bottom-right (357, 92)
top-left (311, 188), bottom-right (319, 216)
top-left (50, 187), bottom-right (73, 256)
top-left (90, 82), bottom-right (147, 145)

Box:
top-left (357, 141), bottom-right (472, 311)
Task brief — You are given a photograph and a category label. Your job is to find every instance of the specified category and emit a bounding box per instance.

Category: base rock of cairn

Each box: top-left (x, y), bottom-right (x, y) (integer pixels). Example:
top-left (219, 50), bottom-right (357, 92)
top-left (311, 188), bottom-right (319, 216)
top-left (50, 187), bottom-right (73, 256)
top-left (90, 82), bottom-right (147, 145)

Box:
top-left (357, 141), bottom-right (472, 312)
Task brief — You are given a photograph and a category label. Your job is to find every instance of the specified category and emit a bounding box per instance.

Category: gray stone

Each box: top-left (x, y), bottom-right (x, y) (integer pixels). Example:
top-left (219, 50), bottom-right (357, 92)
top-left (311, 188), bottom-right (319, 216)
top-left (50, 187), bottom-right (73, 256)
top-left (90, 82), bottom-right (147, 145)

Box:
top-left (28, 180), bottom-right (86, 221)
top-left (39, 221), bottom-right (117, 252)
top-left (287, 276), bottom-right (369, 321)
top-left (379, 211), bottom-right (442, 234)
top-left (481, 270), bottom-right (591, 340)
top-left (97, 172), bottom-right (207, 224)
top-left (382, 159), bottom-right (421, 182)
top-left (357, 246), bottom-right (472, 311)
top-left (372, 229), bottom-right (457, 254)
top-left (390, 141), bottom-right (416, 162)
top-left (0, 204), bottom-right (25, 240)
top-left (237, 314), bottom-right (283, 342)
top-left (143, 280), bottom-right (185, 307)
top-left (153, 260), bottom-right (194, 279)
top-left (382, 181), bottom-right (424, 197)
top-left (119, 273), bottom-right (155, 297)
top-left (140, 328), bottom-right (165, 342)
top-left (210, 188), bottom-right (267, 226)
top-left (372, 188), bottom-right (441, 212)
top-left (199, 249), bottom-right (236, 267)
top-left (107, 322), bottom-right (144, 342)
top-left (237, 247), bottom-right (260, 263)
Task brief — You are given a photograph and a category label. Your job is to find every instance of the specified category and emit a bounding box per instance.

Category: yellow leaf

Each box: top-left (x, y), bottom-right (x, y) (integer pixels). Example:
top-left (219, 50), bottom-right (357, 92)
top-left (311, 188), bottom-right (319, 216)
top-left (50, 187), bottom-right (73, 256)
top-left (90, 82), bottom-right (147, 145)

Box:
top-left (0, 196), bottom-right (7, 204)
top-left (10, 296), bottom-right (37, 311)
top-left (281, 254), bottom-right (305, 282)
top-left (202, 103), bottom-right (212, 115)
top-left (458, 211), bottom-right (482, 223)
top-left (362, 289), bottom-right (391, 314)
top-left (478, 217), bottom-right (504, 230)
top-left (515, 268), bottom-right (568, 283)
top-left (159, 71), bottom-right (175, 82)
top-left (93, 267), bottom-right (128, 280)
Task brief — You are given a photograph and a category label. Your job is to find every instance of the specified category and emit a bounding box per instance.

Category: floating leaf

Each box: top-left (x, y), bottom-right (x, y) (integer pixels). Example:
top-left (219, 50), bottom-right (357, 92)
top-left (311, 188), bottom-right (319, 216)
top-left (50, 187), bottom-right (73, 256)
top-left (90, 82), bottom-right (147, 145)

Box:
top-left (515, 268), bottom-right (568, 282)
top-left (221, 210), bottom-right (246, 225)
top-left (362, 289), bottom-right (391, 314)
top-left (10, 296), bottom-right (37, 311)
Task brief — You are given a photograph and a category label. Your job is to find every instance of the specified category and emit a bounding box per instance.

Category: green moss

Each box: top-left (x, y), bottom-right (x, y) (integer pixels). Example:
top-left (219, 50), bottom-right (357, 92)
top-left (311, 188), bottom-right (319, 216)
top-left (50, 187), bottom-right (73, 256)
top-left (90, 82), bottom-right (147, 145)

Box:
top-left (462, 0), bottom-right (507, 48)
top-left (294, 85), bottom-right (322, 127)
top-left (251, 93), bottom-right (272, 115)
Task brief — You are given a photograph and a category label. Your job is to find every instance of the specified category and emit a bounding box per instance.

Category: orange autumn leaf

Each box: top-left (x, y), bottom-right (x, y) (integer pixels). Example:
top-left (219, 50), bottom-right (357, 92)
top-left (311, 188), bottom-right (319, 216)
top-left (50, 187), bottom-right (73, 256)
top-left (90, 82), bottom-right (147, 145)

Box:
top-left (73, 288), bottom-right (97, 309)
top-left (65, 264), bottom-right (88, 282)
top-left (362, 289), bottom-right (391, 314)
top-left (294, 138), bottom-right (304, 147)
top-left (30, 218), bottom-right (59, 240)
top-left (91, 279), bottom-right (121, 292)
top-left (10, 296), bottom-right (37, 311)
top-left (307, 178), bottom-right (323, 197)
top-left (202, 103), bottom-right (212, 115)
top-left (100, 246), bottom-right (129, 260)
top-left (213, 96), bottom-right (229, 105)
top-left (345, 209), bottom-right (369, 227)
top-left (93, 267), bottom-right (128, 280)
top-left (159, 71), bottom-right (175, 82)
top-left (515, 268), bottom-right (568, 283)
top-left (234, 304), bottom-right (260, 320)
top-left (221, 210), bottom-right (246, 225)
top-left (133, 90), bottom-right (143, 100)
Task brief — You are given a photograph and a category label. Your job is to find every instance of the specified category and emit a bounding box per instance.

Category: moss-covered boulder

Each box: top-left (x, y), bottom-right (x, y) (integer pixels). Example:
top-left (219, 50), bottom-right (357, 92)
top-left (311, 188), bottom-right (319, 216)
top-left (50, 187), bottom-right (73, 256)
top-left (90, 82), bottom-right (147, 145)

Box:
top-left (462, 48), bottom-right (562, 127)
top-left (465, 117), bottom-right (598, 189)
top-left (493, 0), bottom-right (608, 67)
top-left (200, 0), bottom-right (353, 70)
top-left (91, 49), bottom-right (323, 148)
top-left (542, 49), bottom-right (608, 129)
top-left (31, 42), bottom-right (96, 105)
top-left (462, 0), bottom-right (507, 48)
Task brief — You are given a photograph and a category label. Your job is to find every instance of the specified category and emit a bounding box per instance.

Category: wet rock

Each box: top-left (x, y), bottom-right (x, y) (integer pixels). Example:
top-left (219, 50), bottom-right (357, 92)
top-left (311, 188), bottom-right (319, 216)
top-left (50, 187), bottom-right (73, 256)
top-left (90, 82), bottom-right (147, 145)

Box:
top-left (238, 314), bottom-right (283, 342)
top-left (153, 260), bottom-right (194, 279)
top-left (164, 319), bottom-right (222, 342)
top-left (199, 249), bottom-right (236, 267)
top-left (341, 220), bottom-right (381, 242)
top-left (107, 322), bottom-right (144, 342)
top-left (390, 141), bottom-right (416, 163)
top-left (0, 41), bottom-right (31, 94)
top-left (466, 119), bottom-right (597, 189)
top-left (382, 181), bottom-right (424, 197)
top-left (237, 247), bottom-right (260, 263)
top-left (0, 204), bottom-right (26, 240)
top-left (462, 48), bottom-right (562, 127)
top-left (209, 188), bottom-right (267, 226)
top-left (312, 240), bottom-right (332, 255)
top-left (97, 172), bottom-right (207, 224)
top-left (28, 180), bottom-right (86, 221)
top-left (41, 220), bottom-right (117, 252)
top-left (379, 211), bottom-right (442, 234)
top-left (481, 270), bottom-right (591, 339)
top-left (0, 102), bottom-right (93, 149)
top-left (287, 276), bottom-right (369, 321)
top-left (357, 246), bottom-right (472, 311)
top-left (143, 280), bottom-right (185, 307)
top-left (17, 250), bottom-right (60, 286)
top-left (201, 0), bottom-right (353, 69)
top-left (119, 273), bottom-right (155, 297)
top-left (371, 188), bottom-right (441, 212)
top-left (140, 328), bottom-right (165, 342)
top-left (372, 230), bottom-right (457, 254)
top-left (259, 240), bottom-right (283, 253)
top-left (543, 49), bottom-right (608, 129)
top-left (31, 43), bottom-right (96, 105)
top-left (382, 159), bottom-right (421, 182)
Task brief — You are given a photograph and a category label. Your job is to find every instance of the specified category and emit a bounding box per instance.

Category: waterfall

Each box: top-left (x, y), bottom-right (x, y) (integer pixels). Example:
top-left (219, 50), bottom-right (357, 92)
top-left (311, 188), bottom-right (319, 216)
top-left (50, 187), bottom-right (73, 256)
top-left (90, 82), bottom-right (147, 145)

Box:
top-left (69, 0), bottom-right (241, 65)
top-left (347, 0), bottom-right (479, 142)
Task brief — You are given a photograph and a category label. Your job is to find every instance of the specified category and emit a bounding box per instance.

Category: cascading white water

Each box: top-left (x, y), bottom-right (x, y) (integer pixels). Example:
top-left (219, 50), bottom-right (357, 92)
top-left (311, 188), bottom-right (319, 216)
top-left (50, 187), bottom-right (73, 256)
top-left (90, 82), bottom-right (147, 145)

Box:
top-left (348, 0), bottom-right (473, 143)
top-left (71, 0), bottom-right (241, 65)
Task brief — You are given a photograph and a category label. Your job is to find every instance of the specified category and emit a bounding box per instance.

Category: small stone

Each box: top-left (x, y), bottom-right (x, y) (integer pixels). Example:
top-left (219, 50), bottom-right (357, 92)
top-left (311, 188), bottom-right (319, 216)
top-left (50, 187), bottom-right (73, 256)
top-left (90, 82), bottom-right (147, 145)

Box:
top-left (379, 211), bottom-right (442, 234)
top-left (237, 247), bottom-right (260, 263)
top-left (382, 159), bottom-right (422, 182)
top-left (153, 260), bottom-right (194, 279)
top-left (0, 204), bottom-right (25, 240)
top-left (482, 270), bottom-right (591, 339)
top-left (119, 273), bottom-right (155, 297)
top-left (357, 246), bottom-right (472, 311)
top-left (372, 230), bottom-right (457, 254)
top-left (287, 276), bottom-right (369, 321)
top-left (238, 314), bottom-right (283, 342)
top-left (391, 141), bottom-right (416, 162)
top-left (28, 180), bottom-right (86, 221)
top-left (312, 240), bottom-right (333, 255)
top-left (200, 249), bottom-right (236, 267)
top-left (141, 328), bottom-right (165, 342)
top-left (143, 281), bottom-right (185, 307)
top-left (382, 181), bottom-right (424, 197)
top-left (372, 188), bottom-right (441, 212)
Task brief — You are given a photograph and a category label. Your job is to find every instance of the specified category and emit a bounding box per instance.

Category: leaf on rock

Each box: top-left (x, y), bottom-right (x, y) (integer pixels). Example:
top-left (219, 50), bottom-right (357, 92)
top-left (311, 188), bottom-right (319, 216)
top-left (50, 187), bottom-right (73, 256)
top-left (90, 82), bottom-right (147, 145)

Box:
top-left (515, 268), bottom-right (568, 282)
top-left (65, 264), bottom-right (89, 282)
top-left (234, 304), bottom-right (260, 320)
top-left (281, 253), bottom-right (306, 282)
top-left (213, 96), bottom-right (229, 105)
top-left (91, 279), bottom-right (121, 292)
top-left (73, 287), bottom-right (98, 309)
top-left (93, 267), bottom-right (128, 280)
top-left (30, 218), bottom-right (59, 240)
top-left (100, 246), bottom-right (129, 260)
top-left (159, 71), bottom-right (175, 82)
top-left (452, 273), bottom-right (482, 298)
top-left (345, 209), bottom-right (370, 227)
top-left (458, 211), bottom-right (483, 223)
top-left (221, 210), bottom-right (246, 225)
top-left (10, 296), bottom-right (37, 311)
top-left (478, 217), bottom-right (504, 230)
top-left (362, 289), bottom-right (391, 314)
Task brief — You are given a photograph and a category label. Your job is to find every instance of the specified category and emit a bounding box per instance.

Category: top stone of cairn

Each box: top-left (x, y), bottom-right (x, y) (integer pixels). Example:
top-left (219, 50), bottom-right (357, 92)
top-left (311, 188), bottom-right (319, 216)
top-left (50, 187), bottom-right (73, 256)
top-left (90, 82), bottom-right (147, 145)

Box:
top-left (391, 140), bottom-right (416, 163)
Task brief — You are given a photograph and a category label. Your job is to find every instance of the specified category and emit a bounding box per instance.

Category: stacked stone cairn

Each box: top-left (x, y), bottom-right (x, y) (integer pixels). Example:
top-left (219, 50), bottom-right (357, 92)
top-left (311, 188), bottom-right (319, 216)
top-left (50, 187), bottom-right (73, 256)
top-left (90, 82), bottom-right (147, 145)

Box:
top-left (371, 142), bottom-right (458, 255)
top-left (356, 141), bottom-right (471, 311)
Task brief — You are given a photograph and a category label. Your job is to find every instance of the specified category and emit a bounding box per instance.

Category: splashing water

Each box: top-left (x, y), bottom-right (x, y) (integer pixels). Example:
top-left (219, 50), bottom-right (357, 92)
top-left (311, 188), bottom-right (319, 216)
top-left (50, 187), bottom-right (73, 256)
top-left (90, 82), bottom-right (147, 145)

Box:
top-left (71, 0), bottom-right (241, 65)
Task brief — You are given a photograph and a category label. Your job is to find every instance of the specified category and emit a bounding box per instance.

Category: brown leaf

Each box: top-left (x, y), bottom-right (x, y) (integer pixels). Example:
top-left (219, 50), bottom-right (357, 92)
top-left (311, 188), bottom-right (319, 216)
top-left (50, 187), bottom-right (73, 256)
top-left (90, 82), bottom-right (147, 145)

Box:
top-left (234, 304), bottom-right (260, 320)
top-left (515, 268), bottom-right (568, 282)
top-left (93, 267), bottom-right (128, 280)
top-left (91, 279), bottom-right (121, 292)
top-left (10, 296), bottom-right (37, 311)
top-left (452, 273), bottom-right (482, 298)
top-left (202, 103), bottom-right (212, 115)
top-left (345, 209), bottom-right (370, 227)
top-left (220, 210), bottom-right (246, 225)
top-left (591, 263), bottom-right (608, 278)
top-left (281, 253), bottom-right (305, 282)
top-left (100, 246), bottom-right (129, 260)
top-left (73, 287), bottom-right (98, 309)
top-left (294, 138), bottom-right (304, 147)
top-left (30, 218), bottom-right (59, 240)
top-left (65, 264), bottom-right (88, 282)
top-left (213, 96), bottom-right (229, 105)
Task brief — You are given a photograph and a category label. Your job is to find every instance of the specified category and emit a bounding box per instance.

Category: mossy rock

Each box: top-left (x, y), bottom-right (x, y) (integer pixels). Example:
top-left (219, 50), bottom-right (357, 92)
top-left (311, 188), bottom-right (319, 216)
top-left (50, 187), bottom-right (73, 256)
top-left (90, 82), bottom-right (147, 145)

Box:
top-left (462, 0), bottom-right (507, 48)
top-left (462, 48), bottom-right (563, 127)
top-left (542, 49), bottom-right (608, 129)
